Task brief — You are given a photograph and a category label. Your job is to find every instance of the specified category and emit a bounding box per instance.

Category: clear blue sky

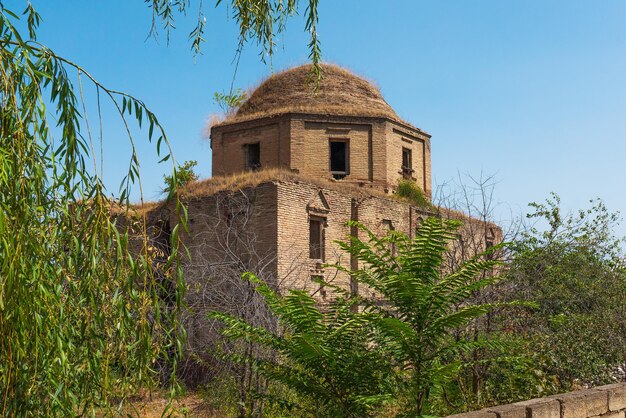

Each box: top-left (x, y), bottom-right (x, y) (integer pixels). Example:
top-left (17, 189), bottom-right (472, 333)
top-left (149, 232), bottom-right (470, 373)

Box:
top-left (26, 1), bottom-right (626, 237)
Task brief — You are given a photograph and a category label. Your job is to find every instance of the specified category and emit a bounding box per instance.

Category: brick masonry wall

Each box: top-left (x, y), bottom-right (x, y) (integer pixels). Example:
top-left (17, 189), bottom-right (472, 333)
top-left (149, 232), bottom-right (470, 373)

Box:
top-left (146, 177), bottom-right (498, 358)
top-left (165, 182), bottom-right (279, 353)
top-left (275, 181), bottom-right (354, 299)
top-left (446, 384), bottom-right (626, 418)
top-left (299, 120), bottom-right (372, 182)
top-left (273, 180), bottom-right (490, 300)
top-left (219, 123), bottom-right (280, 174)
top-left (385, 121), bottom-right (432, 197)
top-left (212, 116), bottom-right (292, 176)
top-left (160, 177), bottom-right (497, 309)
top-left (288, 115), bottom-right (381, 187)
top-left (212, 113), bottom-right (431, 195)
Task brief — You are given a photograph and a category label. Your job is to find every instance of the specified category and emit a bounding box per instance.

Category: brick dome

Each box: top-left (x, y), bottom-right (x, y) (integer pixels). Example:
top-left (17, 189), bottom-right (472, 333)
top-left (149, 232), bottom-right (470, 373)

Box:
top-left (223, 64), bottom-right (403, 124)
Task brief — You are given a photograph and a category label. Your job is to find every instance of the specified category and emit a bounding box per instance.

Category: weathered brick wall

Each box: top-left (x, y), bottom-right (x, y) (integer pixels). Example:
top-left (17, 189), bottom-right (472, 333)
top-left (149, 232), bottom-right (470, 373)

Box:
top-left (287, 114), bottom-right (386, 188)
top-left (165, 183), bottom-right (279, 354)
top-left (211, 116), bottom-right (291, 176)
top-left (275, 181), bottom-right (354, 299)
top-left (273, 180), bottom-right (488, 300)
top-left (212, 113), bottom-right (431, 195)
top-left (296, 120), bottom-right (372, 182)
top-left (385, 121), bottom-right (432, 197)
top-left (143, 176), bottom-right (498, 369)
top-left (446, 384), bottom-right (626, 418)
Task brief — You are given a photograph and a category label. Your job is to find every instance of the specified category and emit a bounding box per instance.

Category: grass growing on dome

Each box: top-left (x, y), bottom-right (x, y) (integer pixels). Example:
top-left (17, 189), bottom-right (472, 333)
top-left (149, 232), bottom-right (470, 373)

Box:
top-left (216, 63), bottom-right (413, 127)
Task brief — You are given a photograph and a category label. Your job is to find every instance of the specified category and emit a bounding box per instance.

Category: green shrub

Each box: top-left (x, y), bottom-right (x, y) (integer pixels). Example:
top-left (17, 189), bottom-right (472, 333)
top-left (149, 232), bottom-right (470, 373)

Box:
top-left (505, 194), bottom-right (626, 389)
top-left (163, 160), bottom-right (199, 196)
top-left (337, 218), bottom-right (528, 416)
top-left (396, 179), bottom-right (431, 208)
top-left (210, 274), bottom-right (394, 417)
top-left (212, 218), bottom-right (522, 417)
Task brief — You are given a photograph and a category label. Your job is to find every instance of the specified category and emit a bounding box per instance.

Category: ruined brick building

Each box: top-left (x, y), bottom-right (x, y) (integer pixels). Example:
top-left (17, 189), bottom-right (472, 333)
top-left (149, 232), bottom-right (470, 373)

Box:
top-left (211, 64), bottom-right (432, 195)
top-left (137, 64), bottom-right (500, 360)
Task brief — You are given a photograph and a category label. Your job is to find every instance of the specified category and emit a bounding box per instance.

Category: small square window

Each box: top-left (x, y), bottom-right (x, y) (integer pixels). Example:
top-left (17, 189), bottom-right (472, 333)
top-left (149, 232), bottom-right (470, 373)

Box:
top-left (243, 143), bottom-right (261, 171)
top-left (329, 140), bottom-right (349, 179)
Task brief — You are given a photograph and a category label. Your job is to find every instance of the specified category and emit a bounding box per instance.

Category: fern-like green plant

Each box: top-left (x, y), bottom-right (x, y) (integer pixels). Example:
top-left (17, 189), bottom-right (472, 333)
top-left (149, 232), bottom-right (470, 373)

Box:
top-left (209, 274), bottom-right (394, 418)
top-left (212, 218), bottom-right (527, 417)
top-left (336, 217), bottom-right (523, 417)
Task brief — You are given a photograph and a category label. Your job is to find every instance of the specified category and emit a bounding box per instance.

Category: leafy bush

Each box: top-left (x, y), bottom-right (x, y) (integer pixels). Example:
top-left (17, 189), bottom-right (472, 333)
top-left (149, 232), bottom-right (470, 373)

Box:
top-left (505, 194), bottom-right (626, 389)
top-left (213, 89), bottom-right (248, 114)
top-left (210, 274), bottom-right (394, 417)
top-left (163, 160), bottom-right (199, 196)
top-left (212, 218), bottom-right (521, 417)
top-left (396, 179), bottom-right (431, 208)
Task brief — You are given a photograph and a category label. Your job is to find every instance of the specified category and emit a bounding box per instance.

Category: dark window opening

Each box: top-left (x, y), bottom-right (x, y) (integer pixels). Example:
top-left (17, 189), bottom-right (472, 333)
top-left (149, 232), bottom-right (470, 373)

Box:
top-left (402, 147), bottom-right (413, 178)
top-left (329, 140), bottom-right (349, 179)
top-left (485, 228), bottom-right (496, 260)
top-left (244, 143), bottom-right (261, 171)
top-left (309, 217), bottom-right (325, 260)
top-left (382, 219), bottom-right (397, 256)
top-left (485, 227), bottom-right (495, 250)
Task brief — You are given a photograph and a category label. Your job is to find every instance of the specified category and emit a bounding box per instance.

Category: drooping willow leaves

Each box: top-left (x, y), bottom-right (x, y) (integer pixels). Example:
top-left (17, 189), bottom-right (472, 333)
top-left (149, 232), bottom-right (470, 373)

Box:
top-left (146, 0), bottom-right (323, 83)
top-left (0, 5), bottom-right (186, 417)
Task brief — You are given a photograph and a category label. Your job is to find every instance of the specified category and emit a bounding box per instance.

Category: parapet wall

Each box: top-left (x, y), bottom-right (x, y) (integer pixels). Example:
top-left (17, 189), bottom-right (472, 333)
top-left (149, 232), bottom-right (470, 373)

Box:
top-left (447, 383), bottom-right (626, 418)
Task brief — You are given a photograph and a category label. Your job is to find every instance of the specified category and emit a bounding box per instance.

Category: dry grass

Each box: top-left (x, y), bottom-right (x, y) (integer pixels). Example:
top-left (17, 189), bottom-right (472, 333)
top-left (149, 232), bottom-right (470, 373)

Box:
top-left (103, 391), bottom-right (210, 418)
top-left (216, 63), bottom-right (414, 128)
top-left (116, 170), bottom-right (492, 230)
top-left (109, 200), bottom-right (164, 219)
top-left (179, 168), bottom-right (392, 200)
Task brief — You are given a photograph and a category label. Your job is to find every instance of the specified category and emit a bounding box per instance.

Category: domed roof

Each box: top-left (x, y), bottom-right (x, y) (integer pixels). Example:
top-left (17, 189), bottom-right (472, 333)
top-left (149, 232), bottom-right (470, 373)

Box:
top-left (222, 64), bottom-right (406, 125)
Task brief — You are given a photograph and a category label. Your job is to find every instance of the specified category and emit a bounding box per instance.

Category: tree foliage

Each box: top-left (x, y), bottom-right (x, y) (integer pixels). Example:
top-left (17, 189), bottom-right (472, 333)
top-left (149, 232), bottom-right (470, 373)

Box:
top-left (210, 273), bottom-right (394, 418)
top-left (146, 0), bottom-right (322, 81)
top-left (1, 1), bottom-right (327, 414)
top-left (212, 218), bottom-right (520, 417)
top-left (163, 159), bottom-right (199, 196)
top-left (338, 218), bottom-right (525, 416)
top-left (0, 5), bottom-right (187, 416)
top-left (506, 194), bottom-right (626, 388)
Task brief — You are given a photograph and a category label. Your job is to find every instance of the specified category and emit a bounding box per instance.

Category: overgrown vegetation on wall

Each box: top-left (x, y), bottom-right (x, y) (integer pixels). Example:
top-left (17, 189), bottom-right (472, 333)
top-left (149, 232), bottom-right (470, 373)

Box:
top-left (208, 194), bottom-right (625, 417)
top-left (211, 218), bottom-right (532, 417)
top-left (396, 179), bottom-right (431, 208)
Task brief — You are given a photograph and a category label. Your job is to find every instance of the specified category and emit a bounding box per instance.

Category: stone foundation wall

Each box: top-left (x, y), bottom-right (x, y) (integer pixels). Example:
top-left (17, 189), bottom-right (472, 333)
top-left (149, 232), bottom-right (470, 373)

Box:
top-left (447, 384), bottom-right (626, 418)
